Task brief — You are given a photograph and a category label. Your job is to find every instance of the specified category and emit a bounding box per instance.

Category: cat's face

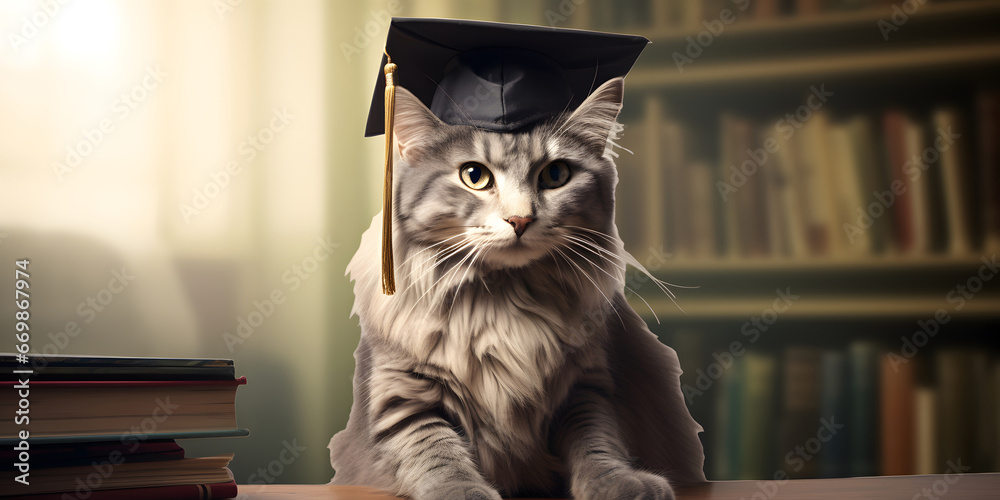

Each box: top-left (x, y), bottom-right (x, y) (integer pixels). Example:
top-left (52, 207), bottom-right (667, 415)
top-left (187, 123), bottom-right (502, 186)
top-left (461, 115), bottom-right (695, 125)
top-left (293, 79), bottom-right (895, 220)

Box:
top-left (391, 77), bottom-right (625, 272)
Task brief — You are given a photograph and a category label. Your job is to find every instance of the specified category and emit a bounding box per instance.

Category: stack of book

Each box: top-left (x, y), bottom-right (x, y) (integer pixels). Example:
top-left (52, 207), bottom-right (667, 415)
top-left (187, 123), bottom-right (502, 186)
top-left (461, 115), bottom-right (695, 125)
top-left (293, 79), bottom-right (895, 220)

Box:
top-left (0, 354), bottom-right (248, 499)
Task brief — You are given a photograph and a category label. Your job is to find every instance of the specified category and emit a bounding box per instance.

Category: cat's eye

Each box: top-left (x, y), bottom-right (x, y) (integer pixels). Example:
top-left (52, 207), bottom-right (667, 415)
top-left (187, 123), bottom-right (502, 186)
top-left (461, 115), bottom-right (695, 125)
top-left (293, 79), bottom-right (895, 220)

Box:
top-left (539, 161), bottom-right (571, 189)
top-left (460, 162), bottom-right (492, 190)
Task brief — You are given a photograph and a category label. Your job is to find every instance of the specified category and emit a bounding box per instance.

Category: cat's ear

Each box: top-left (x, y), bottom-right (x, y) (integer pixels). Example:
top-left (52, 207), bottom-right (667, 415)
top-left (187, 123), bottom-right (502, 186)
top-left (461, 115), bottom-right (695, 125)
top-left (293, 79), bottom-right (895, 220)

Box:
top-left (561, 77), bottom-right (624, 152)
top-left (393, 86), bottom-right (444, 161)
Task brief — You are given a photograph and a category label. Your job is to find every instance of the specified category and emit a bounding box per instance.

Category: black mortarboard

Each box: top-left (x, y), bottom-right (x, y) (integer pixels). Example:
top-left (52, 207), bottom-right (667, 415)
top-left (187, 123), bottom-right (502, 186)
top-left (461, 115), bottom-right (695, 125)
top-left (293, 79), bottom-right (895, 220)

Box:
top-left (370, 18), bottom-right (649, 295)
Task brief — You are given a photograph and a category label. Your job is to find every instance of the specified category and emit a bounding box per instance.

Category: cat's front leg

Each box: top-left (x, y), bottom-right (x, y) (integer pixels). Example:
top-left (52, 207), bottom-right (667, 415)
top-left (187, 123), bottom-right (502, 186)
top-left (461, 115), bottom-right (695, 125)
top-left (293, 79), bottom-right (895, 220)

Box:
top-left (375, 414), bottom-right (501, 500)
top-left (368, 364), bottom-right (501, 500)
top-left (553, 381), bottom-right (674, 500)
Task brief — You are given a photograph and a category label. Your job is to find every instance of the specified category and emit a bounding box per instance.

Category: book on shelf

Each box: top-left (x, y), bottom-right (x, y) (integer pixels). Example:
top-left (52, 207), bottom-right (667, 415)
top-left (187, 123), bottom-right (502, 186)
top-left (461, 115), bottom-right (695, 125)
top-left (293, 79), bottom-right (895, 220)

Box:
top-left (662, 116), bottom-right (687, 259)
top-left (936, 349), bottom-right (977, 473)
top-left (880, 351), bottom-right (915, 475)
top-left (779, 346), bottom-right (822, 479)
top-left (848, 341), bottom-right (880, 477)
top-left (688, 160), bottom-right (719, 257)
top-left (977, 87), bottom-right (1000, 250)
top-left (844, 114), bottom-right (893, 255)
top-left (973, 352), bottom-right (998, 471)
top-left (738, 351), bottom-right (778, 480)
top-left (933, 107), bottom-right (973, 255)
top-left (712, 350), bottom-right (744, 480)
top-left (0, 354), bottom-right (248, 499)
top-left (914, 386), bottom-right (937, 475)
top-left (819, 350), bottom-right (848, 478)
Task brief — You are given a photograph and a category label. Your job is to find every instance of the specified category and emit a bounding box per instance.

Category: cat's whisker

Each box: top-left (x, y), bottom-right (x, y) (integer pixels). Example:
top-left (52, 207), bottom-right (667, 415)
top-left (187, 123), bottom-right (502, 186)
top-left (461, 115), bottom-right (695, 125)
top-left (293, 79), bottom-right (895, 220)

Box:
top-left (566, 225), bottom-right (698, 299)
top-left (448, 241), bottom-right (488, 315)
top-left (561, 238), bottom-right (621, 286)
top-left (397, 233), bottom-right (468, 270)
top-left (624, 283), bottom-right (661, 325)
top-left (399, 239), bottom-right (476, 298)
top-left (405, 239), bottom-right (481, 320)
top-left (552, 246), bottom-right (624, 327)
top-left (561, 236), bottom-right (668, 323)
top-left (563, 235), bottom-right (626, 271)
top-left (564, 225), bottom-right (620, 245)
top-left (398, 236), bottom-right (472, 283)
top-left (618, 252), bottom-right (689, 317)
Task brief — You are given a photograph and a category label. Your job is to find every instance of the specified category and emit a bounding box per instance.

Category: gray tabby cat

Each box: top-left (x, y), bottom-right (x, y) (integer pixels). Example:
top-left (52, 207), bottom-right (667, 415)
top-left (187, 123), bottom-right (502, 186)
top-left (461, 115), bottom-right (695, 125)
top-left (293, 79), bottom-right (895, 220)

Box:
top-left (329, 76), bottom-right (705, 499)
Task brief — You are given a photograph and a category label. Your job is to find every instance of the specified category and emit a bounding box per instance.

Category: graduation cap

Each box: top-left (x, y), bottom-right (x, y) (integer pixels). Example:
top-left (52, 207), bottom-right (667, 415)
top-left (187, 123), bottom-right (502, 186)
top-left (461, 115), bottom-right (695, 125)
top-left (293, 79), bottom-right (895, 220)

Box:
top-left (370, 17), bottom-right (649, 295)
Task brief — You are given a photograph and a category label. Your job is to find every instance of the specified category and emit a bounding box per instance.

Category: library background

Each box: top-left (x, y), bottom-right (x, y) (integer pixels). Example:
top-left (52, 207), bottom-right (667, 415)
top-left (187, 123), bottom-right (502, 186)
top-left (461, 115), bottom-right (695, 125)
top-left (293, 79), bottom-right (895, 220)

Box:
top-left (3, 0), bottom-right (998, 487)
top-left (365, 0), bottom-right (1000, 481)
top-left (517, 0), bottom-right (1000, 481)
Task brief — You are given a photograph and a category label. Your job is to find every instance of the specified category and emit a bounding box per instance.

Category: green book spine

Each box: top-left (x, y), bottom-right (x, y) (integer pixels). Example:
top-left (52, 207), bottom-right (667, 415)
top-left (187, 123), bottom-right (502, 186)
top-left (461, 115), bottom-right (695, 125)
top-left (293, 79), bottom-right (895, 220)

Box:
top-left (848, 341), bottom-right (880, 476)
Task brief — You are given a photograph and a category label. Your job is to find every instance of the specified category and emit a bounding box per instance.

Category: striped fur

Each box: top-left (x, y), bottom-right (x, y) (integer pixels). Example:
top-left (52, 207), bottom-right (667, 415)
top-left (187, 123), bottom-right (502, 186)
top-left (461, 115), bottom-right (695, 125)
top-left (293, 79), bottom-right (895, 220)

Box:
top-left (329, 78), bottom-right (705, 499)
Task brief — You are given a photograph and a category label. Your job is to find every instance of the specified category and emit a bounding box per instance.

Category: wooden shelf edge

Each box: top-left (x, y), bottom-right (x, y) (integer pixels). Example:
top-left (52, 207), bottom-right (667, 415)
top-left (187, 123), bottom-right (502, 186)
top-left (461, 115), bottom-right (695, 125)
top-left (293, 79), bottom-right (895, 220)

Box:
top-left (629, 253), bottom-right (1000, 273)
top-left (628, 40), bottom-right (1000, 88)
top-left (643, 0), bottom-right (1000, 43)
top-left (629, 296), bottom-right (1000, 319)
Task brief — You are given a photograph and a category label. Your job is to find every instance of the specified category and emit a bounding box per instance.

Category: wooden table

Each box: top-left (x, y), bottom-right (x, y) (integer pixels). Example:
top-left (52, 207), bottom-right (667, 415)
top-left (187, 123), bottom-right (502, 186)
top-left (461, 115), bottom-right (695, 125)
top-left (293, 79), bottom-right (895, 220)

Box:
top-left (237, 473), bottom-right (999, 499)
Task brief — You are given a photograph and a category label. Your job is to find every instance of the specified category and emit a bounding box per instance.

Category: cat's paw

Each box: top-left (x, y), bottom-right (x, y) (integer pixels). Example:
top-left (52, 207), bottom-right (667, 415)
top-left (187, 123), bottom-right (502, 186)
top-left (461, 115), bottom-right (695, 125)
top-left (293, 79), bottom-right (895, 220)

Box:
top-left (415, 481), bottom-right (502, 500)
top-left (574, 468), bottom-right (674, 500)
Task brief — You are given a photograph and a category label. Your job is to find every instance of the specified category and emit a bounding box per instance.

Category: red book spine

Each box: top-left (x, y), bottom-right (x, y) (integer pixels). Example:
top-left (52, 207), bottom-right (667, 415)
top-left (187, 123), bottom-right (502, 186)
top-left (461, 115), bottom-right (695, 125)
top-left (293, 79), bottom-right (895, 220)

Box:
top-left (883, 110), bottom-right (915, 253)
top-left (880, 355), bottom-right (915, 475)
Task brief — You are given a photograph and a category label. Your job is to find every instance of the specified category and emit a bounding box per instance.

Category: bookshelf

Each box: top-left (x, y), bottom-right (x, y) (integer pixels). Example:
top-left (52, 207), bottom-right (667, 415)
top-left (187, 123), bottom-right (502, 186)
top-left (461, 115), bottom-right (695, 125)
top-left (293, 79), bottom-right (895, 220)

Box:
top-left (532, 0), bottom-right (1000, 483)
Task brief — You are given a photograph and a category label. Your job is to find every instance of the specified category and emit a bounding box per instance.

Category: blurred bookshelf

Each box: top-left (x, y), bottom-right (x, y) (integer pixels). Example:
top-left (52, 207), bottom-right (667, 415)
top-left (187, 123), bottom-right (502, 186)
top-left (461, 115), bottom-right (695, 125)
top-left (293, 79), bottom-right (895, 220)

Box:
top-left (505, 0), bottom-right (1000, 483)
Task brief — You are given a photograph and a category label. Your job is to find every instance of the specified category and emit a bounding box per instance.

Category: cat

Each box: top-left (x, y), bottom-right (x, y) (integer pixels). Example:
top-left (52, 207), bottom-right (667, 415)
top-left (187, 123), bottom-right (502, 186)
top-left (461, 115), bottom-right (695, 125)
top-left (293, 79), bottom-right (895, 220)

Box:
top-left (328, 76), bottom-right (705, 500)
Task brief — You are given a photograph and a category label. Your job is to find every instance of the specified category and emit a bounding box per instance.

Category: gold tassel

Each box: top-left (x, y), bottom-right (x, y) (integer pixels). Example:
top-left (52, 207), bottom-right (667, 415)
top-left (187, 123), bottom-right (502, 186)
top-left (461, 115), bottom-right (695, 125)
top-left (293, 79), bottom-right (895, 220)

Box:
top-left (381, 52), bottom-right (397, 295)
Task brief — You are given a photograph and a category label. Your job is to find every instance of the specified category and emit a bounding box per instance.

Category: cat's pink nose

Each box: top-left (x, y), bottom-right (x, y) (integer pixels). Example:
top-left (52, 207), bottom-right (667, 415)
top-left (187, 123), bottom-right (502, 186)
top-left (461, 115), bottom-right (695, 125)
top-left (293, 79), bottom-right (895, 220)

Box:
top-left (505, 216), bottom-right (534, 238)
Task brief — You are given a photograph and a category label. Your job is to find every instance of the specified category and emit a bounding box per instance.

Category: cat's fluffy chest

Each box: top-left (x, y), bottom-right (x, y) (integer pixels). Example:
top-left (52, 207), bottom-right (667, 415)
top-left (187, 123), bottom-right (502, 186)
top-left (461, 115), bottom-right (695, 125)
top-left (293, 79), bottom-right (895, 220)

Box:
top-left (387, 271), bottom-right (605, 414)
top-left (362, 262), bottom-right (609, 437)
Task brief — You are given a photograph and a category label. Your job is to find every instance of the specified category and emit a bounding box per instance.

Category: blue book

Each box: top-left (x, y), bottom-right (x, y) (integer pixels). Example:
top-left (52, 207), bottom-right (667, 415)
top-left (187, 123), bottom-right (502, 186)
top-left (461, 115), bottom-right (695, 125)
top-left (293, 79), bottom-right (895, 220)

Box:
top-left (819, 349), bottom-right (848, 477)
